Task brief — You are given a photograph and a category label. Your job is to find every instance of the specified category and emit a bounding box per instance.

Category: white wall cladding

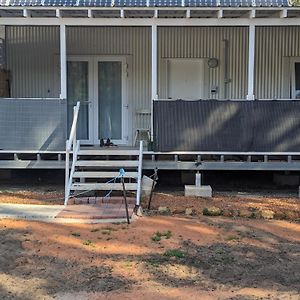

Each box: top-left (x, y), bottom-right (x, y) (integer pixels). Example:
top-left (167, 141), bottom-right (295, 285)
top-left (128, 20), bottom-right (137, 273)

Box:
top-left (6, 26), bottom-right (151, 141)
top-left (66, 26), bottom-right (151, 139)
top-left (7, 25), bottom-right (300, 144)
top-left (255, 26), bottom-right (300, 99)
top-left (6, 26), bottom-right (249, 102)
top-left (6, 26), bottom-right (300, 101)
top-left (158, 27), bottom-right (249, 100)
top-left (6, 26), bottom-right (60, 98)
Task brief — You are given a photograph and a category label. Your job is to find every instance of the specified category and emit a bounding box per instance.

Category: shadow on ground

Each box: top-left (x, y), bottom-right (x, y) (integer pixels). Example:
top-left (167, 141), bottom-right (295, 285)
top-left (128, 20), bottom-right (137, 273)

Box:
top-left (0, 228), bottom-right (133, 299)
top-left (0, 217), bottom-right (300, 299)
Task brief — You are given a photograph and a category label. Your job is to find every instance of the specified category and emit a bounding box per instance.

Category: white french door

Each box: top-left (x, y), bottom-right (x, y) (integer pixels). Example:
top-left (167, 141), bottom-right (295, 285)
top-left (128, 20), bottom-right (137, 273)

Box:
top-left (67, 57), bottom-right (92, 144)
top-left (67, 56), bottom-right (128, 145)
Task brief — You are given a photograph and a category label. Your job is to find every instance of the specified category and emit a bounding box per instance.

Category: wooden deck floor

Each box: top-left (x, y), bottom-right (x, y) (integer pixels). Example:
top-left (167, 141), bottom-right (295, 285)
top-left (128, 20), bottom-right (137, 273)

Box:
top-left (1, 148), bottom-right (300, 171)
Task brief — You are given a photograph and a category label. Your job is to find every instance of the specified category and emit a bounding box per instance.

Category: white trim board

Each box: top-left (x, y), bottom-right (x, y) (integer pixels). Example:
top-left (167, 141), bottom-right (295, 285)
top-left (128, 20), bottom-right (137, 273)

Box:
top-left (2, 17), bottom-right (300, 26)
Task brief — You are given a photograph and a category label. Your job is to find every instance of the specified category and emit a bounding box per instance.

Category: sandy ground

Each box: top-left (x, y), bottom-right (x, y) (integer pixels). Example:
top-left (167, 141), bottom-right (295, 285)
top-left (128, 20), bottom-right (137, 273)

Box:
top-left (0, 185), bottom-right (64, 205)
top-left (1, 186), bottom-right (300, 220)
top-left (1, 214), bottom-right (300, 300)
top-left (145, 192), bottom-right (300, 220)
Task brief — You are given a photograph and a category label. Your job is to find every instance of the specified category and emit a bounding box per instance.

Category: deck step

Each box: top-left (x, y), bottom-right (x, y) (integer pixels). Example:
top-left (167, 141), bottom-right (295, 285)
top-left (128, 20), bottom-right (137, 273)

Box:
top-left (71, 182), bottom-right (138, 191)
top-left (78, 150), bottom-right (139, 156)
top-left (73, 171), bottom-right (138, 179)
top-left (75, 160), bottom-right (139, 167)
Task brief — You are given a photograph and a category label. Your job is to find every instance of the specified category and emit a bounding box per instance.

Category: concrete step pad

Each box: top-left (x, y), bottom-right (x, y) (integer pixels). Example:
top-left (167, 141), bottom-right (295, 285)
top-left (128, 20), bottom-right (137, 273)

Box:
top-left (0, 203), bottom-right (63, 220)
top-left (56, 203), bottom-right (134, 220)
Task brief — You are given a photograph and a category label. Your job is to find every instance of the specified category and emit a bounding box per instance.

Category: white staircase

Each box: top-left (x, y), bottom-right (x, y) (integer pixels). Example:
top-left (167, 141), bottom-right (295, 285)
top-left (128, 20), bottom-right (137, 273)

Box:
top-left (64, 102), bottom-right (143, 206)
top-left (65, 144), bottom-right (143, 206)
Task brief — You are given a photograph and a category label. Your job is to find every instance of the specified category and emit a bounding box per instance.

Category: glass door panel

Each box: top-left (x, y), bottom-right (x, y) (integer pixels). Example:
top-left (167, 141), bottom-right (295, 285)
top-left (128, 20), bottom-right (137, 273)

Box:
top-left (98, 61), bottom-right (122, 141)
top-left (67, 61), bottom-right (89, 140)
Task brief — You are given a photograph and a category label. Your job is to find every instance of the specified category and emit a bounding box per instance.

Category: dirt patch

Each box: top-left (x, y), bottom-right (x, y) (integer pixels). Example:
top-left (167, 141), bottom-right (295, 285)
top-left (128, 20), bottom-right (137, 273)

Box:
top-left (0, 215), bottom-right (300, 299)
top-left (0, 185), bottom-right (64, 205)
top-left (1, 187), bottom-right (299, 221)
top-left (145, 192), bottom-right (300, 221)
top-left (0, 228), bottom-right (25, 272)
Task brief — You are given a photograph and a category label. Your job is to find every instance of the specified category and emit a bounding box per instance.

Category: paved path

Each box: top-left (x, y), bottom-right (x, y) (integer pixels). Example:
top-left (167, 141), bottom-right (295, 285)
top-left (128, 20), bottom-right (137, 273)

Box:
top-left (0, 203), bottom-right (133, 223)
top-left (0, 203), bottom-right (63, 220)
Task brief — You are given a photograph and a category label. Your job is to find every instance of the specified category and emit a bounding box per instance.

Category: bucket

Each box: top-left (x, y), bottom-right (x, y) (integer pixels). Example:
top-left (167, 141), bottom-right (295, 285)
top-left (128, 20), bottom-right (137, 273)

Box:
top-left (142, 175), bottom-right (156, 197)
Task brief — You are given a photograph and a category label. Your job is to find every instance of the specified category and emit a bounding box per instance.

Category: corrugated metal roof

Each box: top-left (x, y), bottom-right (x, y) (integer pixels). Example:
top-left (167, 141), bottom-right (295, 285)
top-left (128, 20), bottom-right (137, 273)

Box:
top-left (0, 0), bottom-right (291, 7)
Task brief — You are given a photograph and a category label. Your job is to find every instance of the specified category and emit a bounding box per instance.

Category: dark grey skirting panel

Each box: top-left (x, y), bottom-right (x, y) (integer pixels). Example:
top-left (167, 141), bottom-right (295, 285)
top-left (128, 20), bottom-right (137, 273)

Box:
top-left (0, 98), bottom-right (67, 150)
top-left (153, 100), bottom-right (300, 152)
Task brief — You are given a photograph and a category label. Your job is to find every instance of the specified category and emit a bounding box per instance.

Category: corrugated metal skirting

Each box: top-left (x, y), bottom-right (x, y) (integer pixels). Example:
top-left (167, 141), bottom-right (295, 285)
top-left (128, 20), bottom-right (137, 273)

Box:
top-left (154, 100), bottom-right (300, 152)
top-left (0, 98), bottom-right (67, 150)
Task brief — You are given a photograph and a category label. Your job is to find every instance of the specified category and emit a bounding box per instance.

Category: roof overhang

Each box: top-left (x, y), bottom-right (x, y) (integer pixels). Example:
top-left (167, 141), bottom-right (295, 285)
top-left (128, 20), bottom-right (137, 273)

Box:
top-left (1, 6), bottom-right (300, 25)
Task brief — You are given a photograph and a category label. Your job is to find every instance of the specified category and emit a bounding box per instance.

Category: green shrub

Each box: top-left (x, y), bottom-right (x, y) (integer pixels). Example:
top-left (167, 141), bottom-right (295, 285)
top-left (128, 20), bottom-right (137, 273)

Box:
top-left (163, 249), bottom-right (185, 259)
top-left (151, 231), bottom-right (162, 242)
top-left (151, 230), bottom-right (173, 242)
top-left (83, 240), bottom-right (95, 247)
top-left (203, 207), bottom-right (222, 216)
top-left (163, 230), bottom-right (172, 239)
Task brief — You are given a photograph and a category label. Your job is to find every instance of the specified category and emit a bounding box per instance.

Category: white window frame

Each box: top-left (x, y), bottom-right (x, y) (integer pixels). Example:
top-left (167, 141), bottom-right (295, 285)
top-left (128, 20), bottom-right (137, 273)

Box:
top-left (164, 58), bottom-right (209, 100)
top-left (67, 56), bottom-right (94, 144)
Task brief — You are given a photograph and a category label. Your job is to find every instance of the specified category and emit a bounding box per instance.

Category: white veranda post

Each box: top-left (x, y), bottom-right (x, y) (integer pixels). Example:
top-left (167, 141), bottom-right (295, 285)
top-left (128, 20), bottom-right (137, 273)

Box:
top-left (151, 24), bottom-right (158, 141)
top-left (60, 24), bottom-right (67, 99)
top-left (247, 24), bottom-right (255, 100)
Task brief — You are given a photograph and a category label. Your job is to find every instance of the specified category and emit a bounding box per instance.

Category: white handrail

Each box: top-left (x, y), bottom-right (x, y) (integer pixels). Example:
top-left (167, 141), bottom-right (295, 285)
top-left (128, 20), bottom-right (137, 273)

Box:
top-left (66, 101), bottom-right (80, 151)
top-left (65, 101), bottom-right (80, 206)
top-left (65, 140), bottom-right (80, 203)
top-left (136, 140), bottom-right (143, 206)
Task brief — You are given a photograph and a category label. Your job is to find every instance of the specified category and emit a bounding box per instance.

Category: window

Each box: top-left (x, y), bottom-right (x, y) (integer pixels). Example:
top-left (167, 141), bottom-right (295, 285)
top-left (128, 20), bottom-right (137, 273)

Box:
top-left (167, 59), bottom-right (206, 100)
